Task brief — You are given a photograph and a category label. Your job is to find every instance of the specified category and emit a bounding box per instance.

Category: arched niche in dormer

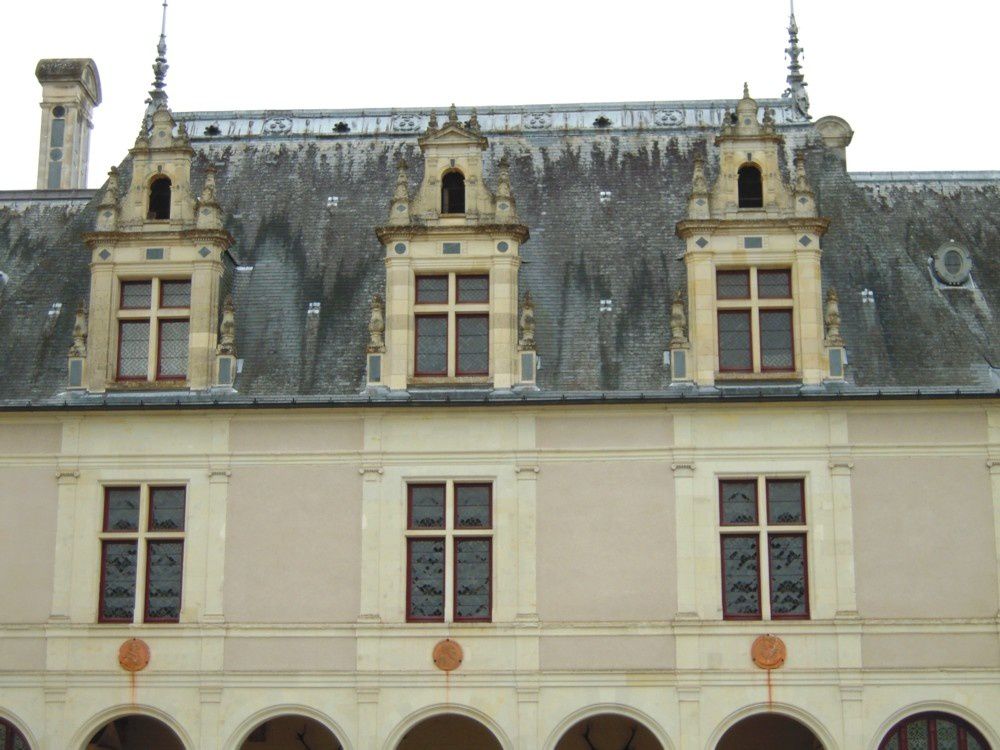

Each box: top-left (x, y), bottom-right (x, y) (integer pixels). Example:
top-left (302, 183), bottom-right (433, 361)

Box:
top-left (737, 164), bottom-right (763, 208)
top-left (441, 170), bottom-right (466, 214)
top-left (148, 176), bottom-right (172, 220)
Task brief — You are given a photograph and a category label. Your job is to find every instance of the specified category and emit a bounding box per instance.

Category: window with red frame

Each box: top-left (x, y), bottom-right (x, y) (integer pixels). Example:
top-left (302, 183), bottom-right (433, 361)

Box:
top-left (715, 268), bottom-right (794, 374)
top-left (413, 274), bottom-right (489, 378)
top-left (878, 712), bottom-right (990, 750)
top-left (116, 278), bottom-right (191, 382)
top-left (99, 485), bottom-right (185, 623)
top-left (405, 482), bottom-right (492, 622)
top-left (720, 477), bottom-right (808, 620)
top-left (0, 718), bottom-right (31, 750)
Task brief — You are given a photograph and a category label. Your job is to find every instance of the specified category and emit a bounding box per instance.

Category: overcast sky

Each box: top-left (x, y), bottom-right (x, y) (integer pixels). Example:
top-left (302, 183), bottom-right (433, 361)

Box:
top-left (2, 0), bottom-right (997, 189)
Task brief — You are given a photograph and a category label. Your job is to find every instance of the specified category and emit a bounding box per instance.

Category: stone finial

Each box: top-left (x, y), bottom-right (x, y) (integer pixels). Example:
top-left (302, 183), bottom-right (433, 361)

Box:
top-left (519, 292), bottom-right (536, 350)
top-left (133, 118), bottom-right (151, 149)
top-left (393, 159), bottom-right (409, 202)
top-left (782, 0), bottom-right (811, 119)
top-left (824, 288), bottom-right (843, 346)
top-left (447, 103), bottom-right (459, 125)
top-left (217, 295), bottom-right (237, 355)
top-left (176, 120), bottom-right (190, 145)
top-left (743, 81), bottom-right (750, 98)
top-left (145, 0), bottom-right (170, 117)
top-left (101, 166), bottom-right (119, 205)
top-left (201, 165), bottom-right (218, 204)
top-left (496, 156), bottom-right (512, 200)
top-left (670, 290), bottom-right (689, 347)
top-left (691, 154), bottom-right (708, 194)
top-left (428, 110), bottom-right (438, 132)
top-left (68, 301), bottom-right (88, 357)
top-left (368, 294), bottom-right (386, 353)
top-left (793, 151), bottom-right (812, 194)
top-left (468, 108), bottom-right (480, 131)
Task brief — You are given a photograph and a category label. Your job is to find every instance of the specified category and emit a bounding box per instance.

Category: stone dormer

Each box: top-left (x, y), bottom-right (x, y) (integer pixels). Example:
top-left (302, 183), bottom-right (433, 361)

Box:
top-left (77, 105), bottom-right (234, 392)
top-left (676, 86), bottom-right (836, 386)
top-left (374, 106), bottom-right (530, 391)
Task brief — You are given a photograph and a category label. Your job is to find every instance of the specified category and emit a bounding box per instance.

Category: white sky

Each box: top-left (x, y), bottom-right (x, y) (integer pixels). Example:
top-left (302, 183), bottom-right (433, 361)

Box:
top-left (2, 0), bottom-right (997, 189)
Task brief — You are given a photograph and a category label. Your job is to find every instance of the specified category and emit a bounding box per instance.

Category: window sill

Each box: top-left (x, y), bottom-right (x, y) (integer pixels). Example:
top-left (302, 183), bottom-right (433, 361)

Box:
top-left (409, 376), bottom-right (491, 387)
top-left (715, 371), bottom-right (801, 382)
top-left (107, 380), bottom-right (190, 391)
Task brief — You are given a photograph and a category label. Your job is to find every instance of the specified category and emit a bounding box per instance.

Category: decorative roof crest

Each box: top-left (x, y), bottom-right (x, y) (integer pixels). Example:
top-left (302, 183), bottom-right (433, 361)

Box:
top-left (145, 0), bottom-right (170, 117)
top-left (782, 0), bottom-right (811, 119)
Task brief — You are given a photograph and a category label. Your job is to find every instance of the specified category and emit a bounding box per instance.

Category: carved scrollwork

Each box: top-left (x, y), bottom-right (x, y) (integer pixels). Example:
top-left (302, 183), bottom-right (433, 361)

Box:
top-left (654, 109), bottom-right (684, 127)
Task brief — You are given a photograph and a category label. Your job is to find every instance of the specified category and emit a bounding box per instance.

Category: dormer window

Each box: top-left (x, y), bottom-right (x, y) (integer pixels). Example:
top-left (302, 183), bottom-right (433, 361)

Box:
top-left (738, 165), bottom-right (763, 208)
top-left (441, 171), bottom-right (465, 214)
top-left (148, 177), bottom-right (172, 220)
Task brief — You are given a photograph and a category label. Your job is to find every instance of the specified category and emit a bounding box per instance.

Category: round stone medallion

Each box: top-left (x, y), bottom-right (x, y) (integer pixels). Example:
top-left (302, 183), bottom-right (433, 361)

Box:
top-left (750, 634), bottom-right (786, 670)
top-left (432, 638), bottom-right (463, 672)
top-left (118, 638), bottom-right (151, 672)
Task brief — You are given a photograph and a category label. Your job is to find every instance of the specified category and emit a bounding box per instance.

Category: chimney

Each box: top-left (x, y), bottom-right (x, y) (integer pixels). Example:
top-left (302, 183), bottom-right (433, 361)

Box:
top-left (35, 59), bottom-right (102, 190)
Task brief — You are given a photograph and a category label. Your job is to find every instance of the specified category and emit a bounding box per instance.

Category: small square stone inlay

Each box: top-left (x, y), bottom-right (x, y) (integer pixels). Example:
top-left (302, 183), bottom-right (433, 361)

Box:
top-left (696, 237), bottom-right (709, 248)
top-left (799, 235), bottom-right (812, 247)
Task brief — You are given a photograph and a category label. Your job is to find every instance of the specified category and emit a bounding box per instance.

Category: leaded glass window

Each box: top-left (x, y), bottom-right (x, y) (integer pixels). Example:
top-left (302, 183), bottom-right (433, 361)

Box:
top-left (720, 476), bottom-right (809, 620)
top-left (760, 310), bottom-right (793, 370)
top-left (757, 269), bottom-right (792, 298)
top-left (157, 320), bottom-right (189, 378)
top-left (160, 280), bottom-right (191, 308)
top-left (415, 315), bottom-right (448, 375)
top-left (116, 277), bottom-right (191, 382)
top-left (415, 275), bottom-right (448, 304)
top-left (718, 311), bottom-right (752, 371)
top-left (405, 481), bottom-right (493, 623)
top-left (456, 314), bottom-right (489, 375)
top-left (715, 267), bottom-right (796, 375)
top-left (412, 272), bottom-right (490, 380)
top-left (717, 270), bottom-right (750, 299)
top-left (118, 321), bottom-right (150, 379)
top-left (456, 275), bottom-right (489, 303)
top-left (121, 281), bottom-right (153, 309)
top-left (877, 712), bottom-right (991, 750)
top-left (99, 484), bottom-right (186, 624)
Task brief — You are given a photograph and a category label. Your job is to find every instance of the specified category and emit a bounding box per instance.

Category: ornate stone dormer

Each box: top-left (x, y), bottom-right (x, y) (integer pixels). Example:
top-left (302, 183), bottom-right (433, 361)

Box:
top-left (79, 103), bottom-right (234, 393)
top-left (374, 106), bottom-right (530, 391)
top-left (676, 85), bottom-right (833, 386)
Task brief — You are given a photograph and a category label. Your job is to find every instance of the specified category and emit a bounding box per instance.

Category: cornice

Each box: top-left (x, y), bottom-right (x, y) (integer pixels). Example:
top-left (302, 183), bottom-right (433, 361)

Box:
top-left (676, 217), bottom-right (830, 239)
top-left (376, 223), bottom-right (529, 244)
top-left (82, 228), bottom-right (235, 249)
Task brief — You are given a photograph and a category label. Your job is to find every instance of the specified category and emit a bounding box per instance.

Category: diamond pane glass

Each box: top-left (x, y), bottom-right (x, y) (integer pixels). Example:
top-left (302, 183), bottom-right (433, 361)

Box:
top-left (455, 538), bottom-right (491, 620)
top-left (457, 275), bottom-right (489, 303)
top-left (118, 321), bottom-right (150, 378)
top-left (160, 280), bottom-right (191, 307)
top-left (968, 734), bottom-right (985, 750)
top-left (408, 538), bottom-right (445, 620)
top-left (758, 269), bottom-right (792, 298)
top-left (415, 316), bottom-right (447, 374)
top-left (906, 721), bottom-right (929, 750)
top-left (769, 534), bottom-right (808, 617)
top-left (718, 311), bottom-right (751, 371)
top-left (101, 541), bottom-right (137, 621)
top-left (767, 479), bottom-right (805, 524)
top-left (146, 541), bottom-right (183, 620)
top-left (0, 723), bottom-right (6, 746)
top-left (415, 276), bottom-right (448, 304)
top-left (157, 320), bottom-right (189, 378)
top-left (456, 484), bottom-right (491, 528)
top-left (150, 487), bottom-right (186, 531)
top-left (120, 281), bottom-right (152, 309)
top-left (105, 487), bottom-right (140, 531)
top-left (456, 314), bottom-right (489, 374)
top-left (720, 480), bottom-right (757, 524)
top-left (721, 535), bottom-right (760, 617)
top-left (882, 736), bottom-right (899, 750)
top-left (717, 270), bottom-right (750, 299)
top-left (760, 310), bottom-right (793, 370)
top-left (936, 720), bottom-right (959, 750)
top-left (409, 485), bottom-right (445, 529)
top-left (12, 731), bottom-right (27, 750)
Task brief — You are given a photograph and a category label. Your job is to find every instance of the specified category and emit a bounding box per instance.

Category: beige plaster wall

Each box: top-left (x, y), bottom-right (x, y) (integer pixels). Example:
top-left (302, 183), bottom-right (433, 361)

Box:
top-left (0, 422), bottom-right (61, 454)
top-left (225, 465), bottom-right (361, 623)
top-left (862, 633), bottom-right (1000, 668)
top-left (229, 416), bottom-right (363, 454)
top-left (848, 409), bottom-right (987, 445)
top-left (537, 460), bottom-right (675, 622)
top-left (224, 636), bottom-right (356, 672)
top-left (852, 456), bottom-right (998, 618)
top-left (0, 467), bottom-right (58, 623)
top-left (0, 637), bottom-right (45, 671)
top-left (536, 413), bottom-right (672, 451)
top-left (539, 635), bottom-right (674, 670)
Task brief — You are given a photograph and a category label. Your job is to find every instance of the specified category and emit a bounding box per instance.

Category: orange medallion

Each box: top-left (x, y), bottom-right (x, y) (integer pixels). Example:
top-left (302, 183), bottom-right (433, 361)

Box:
top-left (432, 638), bottom-right (463, 672)
top-left (751, 634), bottom-right (786, 670)
top-left (118, 638), bottom-right (151, 672)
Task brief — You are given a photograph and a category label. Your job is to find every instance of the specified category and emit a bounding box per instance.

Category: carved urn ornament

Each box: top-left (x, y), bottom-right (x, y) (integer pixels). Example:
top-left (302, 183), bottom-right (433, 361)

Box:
top-left (217, 295), bottom-right (237, 355)
top-left (68, 302), bottom-right (88, 357)
top-left (368, 294), bottom-right (386, 353)
top-left (824, 288), bottom-right (843, 347)
top-left (519, 292), bottom-right (535, 350)
top-left (669, 290), bottom-right (688, 347)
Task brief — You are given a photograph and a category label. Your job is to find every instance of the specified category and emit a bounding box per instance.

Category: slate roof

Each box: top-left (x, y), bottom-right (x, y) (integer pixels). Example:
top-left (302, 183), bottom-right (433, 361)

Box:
top-left (2, 101), bottom-right (999, 405)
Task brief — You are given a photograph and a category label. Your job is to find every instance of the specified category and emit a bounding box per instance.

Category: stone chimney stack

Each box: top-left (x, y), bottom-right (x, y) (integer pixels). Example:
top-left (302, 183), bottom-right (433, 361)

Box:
top-left (35, 59), bottom-right (102, 189)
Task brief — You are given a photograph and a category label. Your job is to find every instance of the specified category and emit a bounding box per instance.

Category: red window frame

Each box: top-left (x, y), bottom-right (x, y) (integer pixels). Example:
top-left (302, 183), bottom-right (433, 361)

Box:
top-left (717, 310), bottom-right (754, 373)
top-left (720, 533), bottom-right (762, 620)
top-left (716, 270), bottom-right (751, 299)
top-left (148, 485), bottom-right (187, 531)
top-left (415, 275), bottom-right (449, 304)
top-left (407, 483), bottom-right (446, 530)
top-left (878, 712), bottom-right (991, 750)
top-left (765, 478), bottom-right (806, 525)
top-left (116, 320), bottom-right (150, 381)
top-left (759, 308), bottom-right (795, 373)
top-left (98, 539), bottom-right (138, 624)
top-left (155, 318), bottom-right (189, 381)
top-left (767, 532), bottom-right (810, 620)
top-left (757, 269), bottom-right (792, 299)
top-left (406, 537), bottom-right (446, 623)
top-left (455, 275), bottom-right (490, 304)
top-left (143, 540), bottom-right (184, 623)
top-left (414, 314), bottom-right (448, 376)
top-left (718, 478), bottom-right (759, 526)
top-left (454, 482), bottom-right (493, 529)
top-left (455, 313), bottom-right (489, 376)
top-left (452, 536), bottom-right (492, 622)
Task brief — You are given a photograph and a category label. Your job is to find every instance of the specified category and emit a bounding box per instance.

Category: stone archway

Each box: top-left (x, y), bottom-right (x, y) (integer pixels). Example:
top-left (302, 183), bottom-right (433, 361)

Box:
top-left (395, 714), bottom-right (502, 750)
top-left (86, 715), bottom-right (185, 750)
top-left (554, 714), bottom-right (665, 750)
top-left (716, 713), bottom-right (824, 750)
top-left (237, 715), bottom-right (343, 750)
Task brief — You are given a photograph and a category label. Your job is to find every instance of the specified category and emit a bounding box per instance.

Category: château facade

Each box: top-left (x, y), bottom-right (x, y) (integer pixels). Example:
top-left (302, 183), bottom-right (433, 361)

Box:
top-left (0, 7), bottom-right (998, 750)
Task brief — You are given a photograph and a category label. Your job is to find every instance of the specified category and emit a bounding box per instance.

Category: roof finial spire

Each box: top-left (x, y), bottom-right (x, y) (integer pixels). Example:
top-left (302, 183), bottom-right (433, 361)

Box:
top-left (145, 0), bottom-right (170, 116)
top-left (782, 0), bottom-right (810, 119)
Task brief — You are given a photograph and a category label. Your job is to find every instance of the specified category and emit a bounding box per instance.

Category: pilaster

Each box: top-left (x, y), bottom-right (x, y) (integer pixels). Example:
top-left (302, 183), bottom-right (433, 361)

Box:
top-left (198, 685), bottom-right (223, 750)
top-left (516, 686), bottom-right (540, 750)
top-left (676, 686), bottom-right (701, 750)
top-left (357, 687), bottom-right (380, 750)
top-left (359, 414), bottom-right (386, 622)
top-left (987, 407), bottom-right (1000, 607)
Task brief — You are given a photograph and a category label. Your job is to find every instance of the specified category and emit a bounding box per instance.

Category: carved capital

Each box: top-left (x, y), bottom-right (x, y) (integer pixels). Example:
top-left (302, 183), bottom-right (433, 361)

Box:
top-left (828, 460), bottom-right (854, 474)
top-left (515, 464), bottom-right (540, 477)
top-left (359, 464), bottom-right (384, 478)
top-left (56, 469), bottom-right (80, 484)
top-left (987, 458), bottom-right (1000, 473)
top-left (671, 462), bottom-right (696, 476)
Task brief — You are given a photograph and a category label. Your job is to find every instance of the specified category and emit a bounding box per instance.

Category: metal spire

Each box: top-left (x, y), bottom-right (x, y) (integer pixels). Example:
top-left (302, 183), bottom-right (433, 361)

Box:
top-left (145, 0), bottom-right (169, 115)
top-left (782, 0), bottom-right (810, 119)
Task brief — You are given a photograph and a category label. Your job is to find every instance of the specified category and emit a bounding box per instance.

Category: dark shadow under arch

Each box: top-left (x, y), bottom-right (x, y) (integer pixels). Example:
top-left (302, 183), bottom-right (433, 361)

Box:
top-left (716, 714), bottom-right (822, 750)
top-left (737, 164), bottom-right (763, 208)
top-left (396, 714), bottom-right (501, 750)
top-left (441, 171), bottom-right (465, 214)
top-left (148, 176), bottom-right (172, 220)
top-left (554, 713), bottom-right (664, 750)
top-left (238, 715), bottom-right (343, 750)
top-left (86, 715), bottom-right (184, 750)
